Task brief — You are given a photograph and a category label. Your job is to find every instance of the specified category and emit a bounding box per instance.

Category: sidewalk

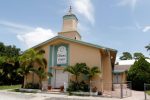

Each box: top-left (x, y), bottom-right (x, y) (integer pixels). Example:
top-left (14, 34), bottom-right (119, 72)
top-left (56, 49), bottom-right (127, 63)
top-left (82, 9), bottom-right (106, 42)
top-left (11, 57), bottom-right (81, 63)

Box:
top-left (0, 90), bottom-right (145, 100)
top-left (32, 90), bottom-right (145, 100)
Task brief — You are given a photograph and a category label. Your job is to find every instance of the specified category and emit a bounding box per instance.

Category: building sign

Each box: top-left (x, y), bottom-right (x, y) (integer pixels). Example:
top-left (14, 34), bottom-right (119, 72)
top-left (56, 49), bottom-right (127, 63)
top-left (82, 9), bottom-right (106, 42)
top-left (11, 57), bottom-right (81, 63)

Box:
top-left (57, 46), bottom-right (67, 64)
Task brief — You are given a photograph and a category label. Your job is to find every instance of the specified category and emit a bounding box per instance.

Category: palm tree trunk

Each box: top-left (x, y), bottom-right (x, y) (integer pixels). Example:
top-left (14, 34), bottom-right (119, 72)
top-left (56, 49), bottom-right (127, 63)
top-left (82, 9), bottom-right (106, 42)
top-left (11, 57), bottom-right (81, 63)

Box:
top-left (75, 75), bottom-right (78, 83)
top-left (21, 76), bottom-right (24, 88)
top-left (89, 78), bottom-right (92, 94)
top-left (75, 75), bottom-right (79, 90)
top-left (39, 77), bottom-right (42, 89)
top-left (26, 75), bottom-right (27, 85)
top-left (23, 75), bottom-right (27, 88)
top-left (90, 79), bottom-right (91, 95)
top-left (32, 73), bottom-right (34, 84)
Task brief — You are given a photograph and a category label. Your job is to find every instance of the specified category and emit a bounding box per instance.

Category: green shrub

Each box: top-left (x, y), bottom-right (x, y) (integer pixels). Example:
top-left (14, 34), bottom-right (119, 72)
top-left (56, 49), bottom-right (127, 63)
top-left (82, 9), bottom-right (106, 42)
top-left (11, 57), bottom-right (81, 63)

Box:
top-left (127, 57), bottom-right (150, 90)
top-left (25, 83), bottom-right (39, 89)
top-left (67, 81), bottom-right (89, 92)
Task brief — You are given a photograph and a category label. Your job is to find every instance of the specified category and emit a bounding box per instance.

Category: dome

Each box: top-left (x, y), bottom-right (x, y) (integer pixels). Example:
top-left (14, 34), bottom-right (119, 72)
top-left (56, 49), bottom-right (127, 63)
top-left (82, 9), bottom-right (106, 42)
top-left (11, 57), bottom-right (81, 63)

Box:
top-left (63, 14), bottom-right (78, 21)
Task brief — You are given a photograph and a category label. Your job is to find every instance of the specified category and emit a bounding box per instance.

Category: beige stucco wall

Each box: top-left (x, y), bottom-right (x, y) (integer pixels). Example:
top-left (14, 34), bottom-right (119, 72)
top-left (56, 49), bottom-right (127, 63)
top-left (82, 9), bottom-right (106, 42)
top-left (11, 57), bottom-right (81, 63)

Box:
top-left (69, 41), bottom-right (101, 69)
top-left (62, 19), bottom-right (77, 32)
top-left (58, 31), bottom-right (81, 40)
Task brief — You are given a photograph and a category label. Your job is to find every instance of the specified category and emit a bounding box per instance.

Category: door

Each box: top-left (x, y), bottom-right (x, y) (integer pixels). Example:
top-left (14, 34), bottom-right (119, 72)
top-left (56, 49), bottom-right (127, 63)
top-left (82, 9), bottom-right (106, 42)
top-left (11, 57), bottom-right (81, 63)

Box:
top-left (117, 74), bottom-right (121, 83)
top-left (113, 74), bottom-right (118, 83)
top-left (55, 70), bottom-right (68, 88)
top-left (113, 74), bottom-right (121, 83)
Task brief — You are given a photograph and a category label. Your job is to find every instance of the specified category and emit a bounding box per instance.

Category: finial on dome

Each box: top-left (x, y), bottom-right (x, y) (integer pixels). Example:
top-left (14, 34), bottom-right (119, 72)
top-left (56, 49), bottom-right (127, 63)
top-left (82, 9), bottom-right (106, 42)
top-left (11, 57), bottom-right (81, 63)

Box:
top-left (63, 5), bottom-right (78, 21)
top-left (68, 6), bottom-right (72, 15)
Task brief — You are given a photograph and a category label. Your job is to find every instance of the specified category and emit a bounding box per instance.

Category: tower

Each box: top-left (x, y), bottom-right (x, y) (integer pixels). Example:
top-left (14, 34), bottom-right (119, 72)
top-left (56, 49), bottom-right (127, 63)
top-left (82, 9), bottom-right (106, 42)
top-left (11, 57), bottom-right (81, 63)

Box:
top-left (58, 6), bottom-right (81, 40)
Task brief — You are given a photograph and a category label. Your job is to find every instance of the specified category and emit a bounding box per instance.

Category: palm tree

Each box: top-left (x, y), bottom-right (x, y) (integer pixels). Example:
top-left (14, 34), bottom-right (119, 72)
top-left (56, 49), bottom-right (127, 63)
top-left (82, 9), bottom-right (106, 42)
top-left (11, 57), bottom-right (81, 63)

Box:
top-left (119, 52), bottom-right (132, 60)
top-left (63, 63), bottom-right (87, 84)
top-left (82, 66), bottom-right (101, 82)
top-left (19, 49), bottom-right (47, 88)
top-left (64, 63), bottom-right (86, 89)
top-left (82, 66), bottom-right (101, 92)
top-left (17, 65), bottom-right (34, 88)
top-left (145, 44), bottom-right (150, 51)
top-left (33, 67), bottom-right (52, 89)
top-left (82, 66), bottom-right (101, 87)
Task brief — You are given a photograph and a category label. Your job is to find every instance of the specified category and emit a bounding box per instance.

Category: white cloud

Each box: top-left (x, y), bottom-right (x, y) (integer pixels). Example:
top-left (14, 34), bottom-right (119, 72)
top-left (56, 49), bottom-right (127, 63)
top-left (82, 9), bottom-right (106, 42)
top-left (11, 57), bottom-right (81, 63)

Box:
top-left (143, 26), bottom-right (150, 32)
top-left (17, 27), bottom-right (56, 48)
top-left (72, 0), bottom-right (95, 25)
top-left (117, 0), bottom-right (139, 10)
top-left (0, 20), bottom-right (33, 31)
top-left (0, 20), bottom-right (56, 48)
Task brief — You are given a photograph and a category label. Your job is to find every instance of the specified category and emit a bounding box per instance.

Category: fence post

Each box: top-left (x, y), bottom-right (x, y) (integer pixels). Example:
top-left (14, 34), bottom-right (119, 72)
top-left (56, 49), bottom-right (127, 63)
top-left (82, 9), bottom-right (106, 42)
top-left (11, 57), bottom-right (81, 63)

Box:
top-left (90, 80), bottom-right (91, 96)
top-left (120, 83), bottom-right (123, 99)
top-left (144, 83), bottom-right (147, 100)
top-left (130, 81), bottom-right (132, 96)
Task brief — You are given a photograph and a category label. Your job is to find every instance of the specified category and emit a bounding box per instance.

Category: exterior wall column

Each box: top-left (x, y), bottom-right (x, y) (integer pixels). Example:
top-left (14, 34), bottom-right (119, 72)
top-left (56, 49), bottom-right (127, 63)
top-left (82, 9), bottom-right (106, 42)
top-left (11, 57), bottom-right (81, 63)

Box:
top-left (101, 50), bottom-right (112, 91)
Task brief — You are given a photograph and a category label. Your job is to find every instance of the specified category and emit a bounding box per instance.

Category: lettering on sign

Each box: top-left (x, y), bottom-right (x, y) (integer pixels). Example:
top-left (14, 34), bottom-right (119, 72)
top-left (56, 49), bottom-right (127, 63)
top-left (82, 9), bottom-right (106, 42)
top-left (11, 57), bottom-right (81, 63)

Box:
top-left (57, 46), bottom-right (67, 64)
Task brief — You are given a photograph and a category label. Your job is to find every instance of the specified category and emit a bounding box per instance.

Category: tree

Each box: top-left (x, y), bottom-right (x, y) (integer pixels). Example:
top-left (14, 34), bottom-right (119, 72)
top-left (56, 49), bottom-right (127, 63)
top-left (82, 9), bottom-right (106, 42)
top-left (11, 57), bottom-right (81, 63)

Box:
top-left (127, 57), bottom-right (150, 90)
top-left (0, 42), bottom-right (20, 57)
top-left (0, 57), bottom-right (21, 85)
top-left (33, 67), bottom-right (47, 89)
top-left (82, 66), bottom-right (101, 92)
top-left (145, 44), bottom-right (150, 52)
top-left (119, 52), bottom-right (132, 60)
top-left (64, 63), bottom-right (86, 84)
top-left (17, 64), bottom-right (33, 88)
top-left (19, 49), bottom-right (47, 88)
top-left (0, 42), bottom-right (22, 85)
top-left (64, 63), bottom-right (87, 83)
top-left (82, 66), bottom-right (101, 82)
top-left (0, 42), bottom-right (5, 56)
top-left (133, 52), bottom-right (144, 60)
top-left (33, 67), bottom-right (52, 89)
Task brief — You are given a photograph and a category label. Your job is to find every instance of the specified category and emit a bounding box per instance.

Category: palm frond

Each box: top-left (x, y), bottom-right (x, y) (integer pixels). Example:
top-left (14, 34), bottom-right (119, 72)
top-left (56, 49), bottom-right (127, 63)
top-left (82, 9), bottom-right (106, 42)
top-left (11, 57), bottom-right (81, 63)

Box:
top-left (84, 66), bottom-right (101, 79)
top-left (145, 44), bottom-right (150, 51)
top-left (63, 66), bottom-right (74, 74)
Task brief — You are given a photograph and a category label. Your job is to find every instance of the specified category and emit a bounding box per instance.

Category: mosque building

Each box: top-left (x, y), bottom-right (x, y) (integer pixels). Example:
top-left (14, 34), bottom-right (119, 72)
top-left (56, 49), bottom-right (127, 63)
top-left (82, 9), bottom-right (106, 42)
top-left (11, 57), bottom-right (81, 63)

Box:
top-left (26, 6), bottom-right (117, 91)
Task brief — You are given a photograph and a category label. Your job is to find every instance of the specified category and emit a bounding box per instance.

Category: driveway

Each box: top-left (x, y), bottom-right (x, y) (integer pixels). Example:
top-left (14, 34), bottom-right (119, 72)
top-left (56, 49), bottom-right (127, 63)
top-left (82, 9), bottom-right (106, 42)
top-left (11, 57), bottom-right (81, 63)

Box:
top-left (0, 90), bottom-right (145, 100)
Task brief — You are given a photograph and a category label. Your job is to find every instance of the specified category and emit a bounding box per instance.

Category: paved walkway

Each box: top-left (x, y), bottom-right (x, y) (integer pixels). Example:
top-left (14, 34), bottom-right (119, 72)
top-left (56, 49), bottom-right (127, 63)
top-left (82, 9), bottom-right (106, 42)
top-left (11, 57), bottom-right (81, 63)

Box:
top-left (0, 90), bottom-right (146, 100)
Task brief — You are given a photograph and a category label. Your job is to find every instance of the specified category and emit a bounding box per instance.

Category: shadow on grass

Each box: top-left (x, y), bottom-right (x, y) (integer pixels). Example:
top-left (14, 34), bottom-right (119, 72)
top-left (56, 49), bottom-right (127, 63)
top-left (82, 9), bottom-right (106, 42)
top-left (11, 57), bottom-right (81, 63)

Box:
top-left (10, 89), bottom-right (38, 93)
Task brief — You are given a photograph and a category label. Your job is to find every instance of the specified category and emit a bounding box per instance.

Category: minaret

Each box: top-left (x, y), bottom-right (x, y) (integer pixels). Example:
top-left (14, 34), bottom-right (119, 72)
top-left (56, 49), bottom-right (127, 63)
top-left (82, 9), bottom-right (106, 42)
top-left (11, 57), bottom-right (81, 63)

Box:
top-left (62, 6), bottom-right (78, 32)
top-left (58, 6), bottom-right (81, 40)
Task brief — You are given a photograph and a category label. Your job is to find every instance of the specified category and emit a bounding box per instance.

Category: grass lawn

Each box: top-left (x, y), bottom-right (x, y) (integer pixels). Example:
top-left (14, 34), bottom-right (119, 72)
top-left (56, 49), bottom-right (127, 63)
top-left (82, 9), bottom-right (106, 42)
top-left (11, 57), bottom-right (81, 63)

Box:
top-left (146, 91), bottom-right (150, 95)
top-left (0, 85), bottom-right (21, 90)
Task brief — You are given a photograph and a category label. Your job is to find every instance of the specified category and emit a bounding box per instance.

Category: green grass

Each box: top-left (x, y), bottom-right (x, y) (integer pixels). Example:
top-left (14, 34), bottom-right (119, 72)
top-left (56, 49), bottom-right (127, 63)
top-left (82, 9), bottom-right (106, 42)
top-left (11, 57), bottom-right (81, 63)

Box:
top-left (146, 91), bottom-right (150, 95)
top-left (0, 85), bottom-right (21, 90)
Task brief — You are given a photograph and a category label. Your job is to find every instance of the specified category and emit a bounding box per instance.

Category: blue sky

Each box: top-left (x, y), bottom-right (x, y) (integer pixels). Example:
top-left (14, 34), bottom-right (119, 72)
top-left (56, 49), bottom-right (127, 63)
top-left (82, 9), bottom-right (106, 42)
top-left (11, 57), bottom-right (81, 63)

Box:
top-left (0, 0), bottom-right (150, 60)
